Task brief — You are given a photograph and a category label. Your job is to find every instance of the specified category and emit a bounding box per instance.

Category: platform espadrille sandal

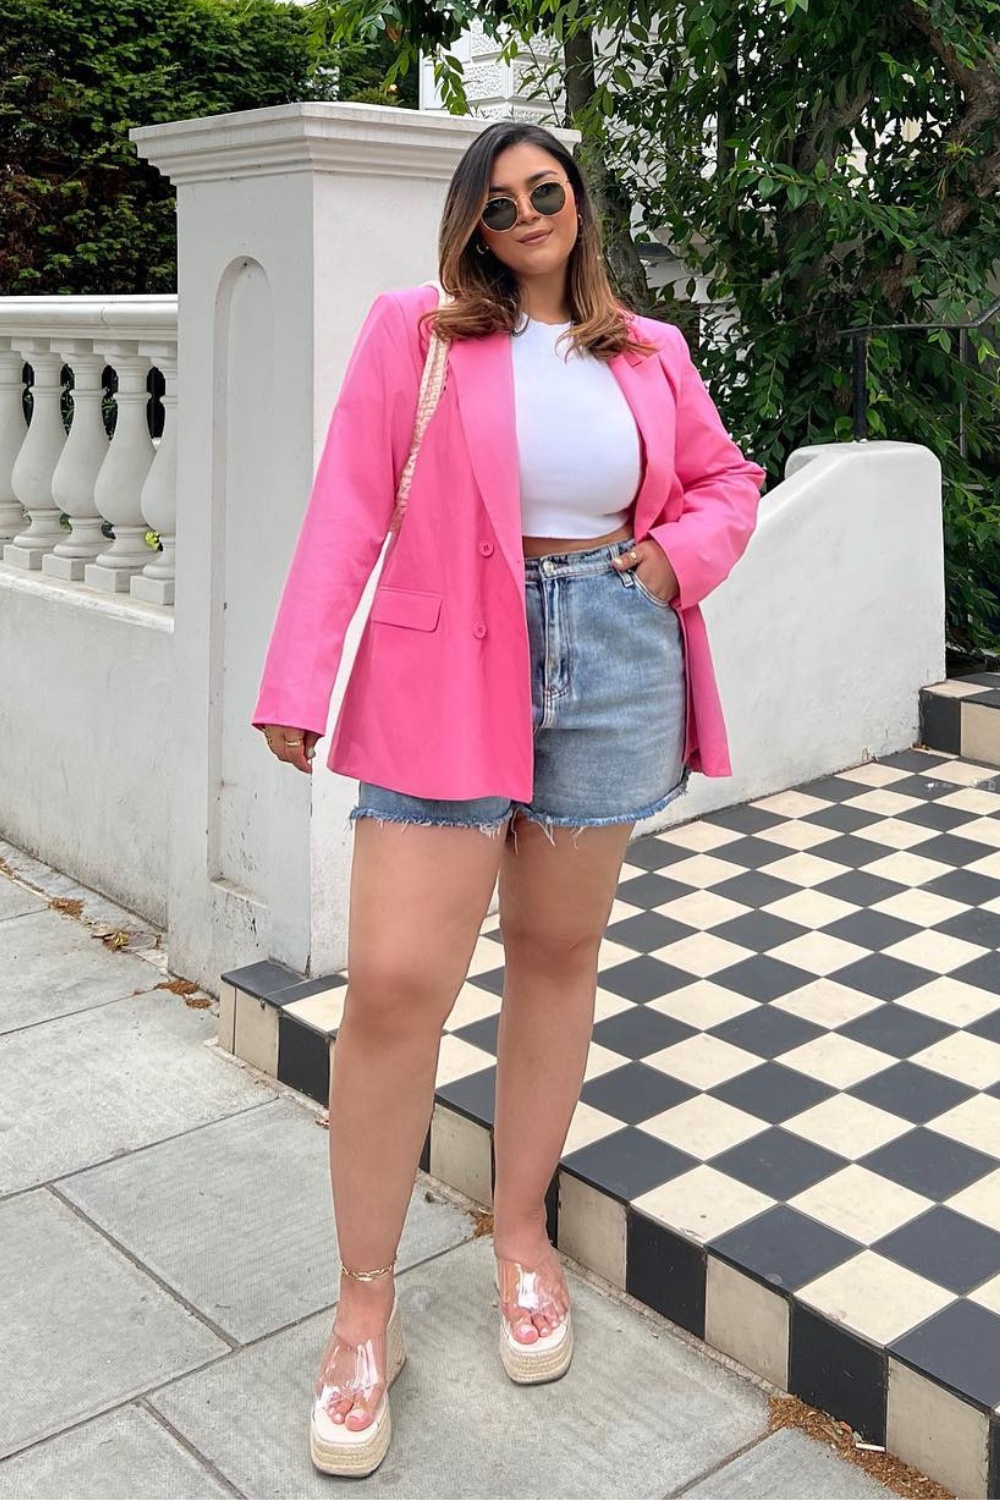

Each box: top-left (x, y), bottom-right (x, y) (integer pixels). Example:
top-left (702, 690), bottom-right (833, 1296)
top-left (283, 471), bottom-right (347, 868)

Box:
top-left (495, 1254), bottom-right (574, 1385)
top-left (310, 1261), bottom-right (405, 1477)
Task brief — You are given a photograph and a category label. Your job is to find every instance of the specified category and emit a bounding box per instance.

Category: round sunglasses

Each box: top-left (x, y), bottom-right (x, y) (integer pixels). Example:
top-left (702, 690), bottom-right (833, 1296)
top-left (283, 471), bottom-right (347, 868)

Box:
top-left (480, 178), bottom-right (570, 233)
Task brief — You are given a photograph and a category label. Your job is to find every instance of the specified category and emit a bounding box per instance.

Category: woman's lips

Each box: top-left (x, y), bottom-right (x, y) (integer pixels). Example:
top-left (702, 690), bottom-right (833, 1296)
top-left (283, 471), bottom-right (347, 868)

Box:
top-left (519, 231), bottom-right (551, 245)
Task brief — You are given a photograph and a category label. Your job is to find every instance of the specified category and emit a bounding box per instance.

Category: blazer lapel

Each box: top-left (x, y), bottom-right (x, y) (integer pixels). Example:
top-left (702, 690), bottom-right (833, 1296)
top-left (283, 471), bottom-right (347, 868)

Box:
top-left (608, 343), bottom-right (675, 540)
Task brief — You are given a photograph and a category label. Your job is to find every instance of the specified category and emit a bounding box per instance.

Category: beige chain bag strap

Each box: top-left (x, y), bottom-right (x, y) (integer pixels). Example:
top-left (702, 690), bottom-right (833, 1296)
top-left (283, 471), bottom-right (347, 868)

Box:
top-left (387, 279), bottom-right (453, 536)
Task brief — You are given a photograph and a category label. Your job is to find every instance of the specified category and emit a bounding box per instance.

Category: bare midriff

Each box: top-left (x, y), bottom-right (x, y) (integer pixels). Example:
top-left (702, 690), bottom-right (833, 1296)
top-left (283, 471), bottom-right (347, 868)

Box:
top-left (521, 519), bottom-right (634, 558)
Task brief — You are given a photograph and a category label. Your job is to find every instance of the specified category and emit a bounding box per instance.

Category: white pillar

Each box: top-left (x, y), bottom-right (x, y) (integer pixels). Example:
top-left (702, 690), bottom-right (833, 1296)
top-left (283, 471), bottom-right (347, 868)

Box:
top-left (85, 346), bottom-right (155, 592)
top-left (132, 103), bottom-right (581, 992)
top-left (0, 346), bottom-right (27, 541)
top-left (43, 347), bottom-right (110, 580)
top-left (131, 344), bottom-right (177, 606)
top-left (4, 345), bottom-right (66, 569)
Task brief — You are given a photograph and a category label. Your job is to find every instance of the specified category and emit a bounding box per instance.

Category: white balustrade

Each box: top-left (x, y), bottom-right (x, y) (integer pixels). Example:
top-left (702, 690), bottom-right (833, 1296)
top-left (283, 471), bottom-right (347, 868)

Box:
top-left (44, 348), bottom-right (110, 580)
top-left (85, 346), bottom-right (155, 593)
top-left (4, 344), bottom-right (67, 568)
top-left (132, 344), bottom-right (176, 606)
top-left (0, 348), bottom-right (27, 541)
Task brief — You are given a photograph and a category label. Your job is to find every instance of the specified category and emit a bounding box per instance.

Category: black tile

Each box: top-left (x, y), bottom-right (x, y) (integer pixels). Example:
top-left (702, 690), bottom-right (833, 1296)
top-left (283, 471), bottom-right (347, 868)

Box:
top-left (849, 1062), bottom-right (975, 1125)
top-left (990, 1415), bottom-right (1000, 1500)
top-left (605, 910), bottom-right (697, 951)
top-left (627, 838), bottom-right (709, 871)
top-left (273, 972), bottom-right (348, 1003)
top-left (710, 1008), bottom-right (824, 1060)
top-left (468, 966), bottom-right (506, 998)
top-left (789, 1305), bottom-right (886, 1443)
top-left (818, 872), bottom-right (908, 907)
top-left (874, 1206), bottom-right (1000, 1294)
top-left (713, 872), bottom-right (802, 910)
top-left (970, 1010), bottom-right (1000, 1045)
top-left (880, 748), bottom-right (956, 772)
top-left (713, 956), bottom-right (816, 1002)
top-left (712, 1129), bottom-right (847, 1200)
top-left (936, 909), bottom-right (1000, 947)
top-left (436, 1066), bottom-right (497, 1127)
top-left (707, 836), bottom-right (789, 870)
top-left (221, 958), bottom-right (303, 1001)
top-left (703, 804), bottom-right (785, 835)
top-left (712, 1063), bottom-right (836, 1123)
top-left (917, 833), bottom-right (1000, 868)
top-left (276, 1011), bottom-right (329, 1105)
top-left (797, 776), bottom-right (870, 803)
top-left (919, 690), bottom-right (962, 756)
top-left (711, 1205), bottom-right (858, 1291)
top-left (859, 1128), bottom-right (997, 1199)
top-left (890, 773), bottom-right (970, 801)
top-left (838, 1006), bottom-right (952, 1059)
top-left (545, 1171), bottom-right (559, 1245)
top-left (626, 1209), bottom-right (706, 1336)
top-left (591, 1007), bottom-right (695, 1060)
top-left (617, 871), bottom-right (695, 910)
top-left (966, 689), bottom-right (1000, 709)
top-left (952, 954), bottom-right (1000, 997)
top-left (599, 956), bottom-right (698, 1004)
top-left (957, 673), bottom-right (1000, 690)
top-left (419, 1123), bottom-right (431, 1173)
top-left (711, 912), bottom-right (809, 953)
top-left (802, 804), bottom-right (882, 834)
top-left (891, 1299), bottom-right (1000, 1409)
top-left (563, 1128), bottom-right (697, 1202)
top-left (452, 1014), bottom-right (500, 1054)
top-left (806, 835), bottom-right (896, 869)
top-left (898, 801), bottom-right (978, 832)
top-left (833, 954), bottom-right (936, 1001)
top-left (824, 911), bottom-right (921, 952)
top-left (581, 1062), bottom-right (697, 1125)
top-left (924, 869), bottom-right (1000, 907)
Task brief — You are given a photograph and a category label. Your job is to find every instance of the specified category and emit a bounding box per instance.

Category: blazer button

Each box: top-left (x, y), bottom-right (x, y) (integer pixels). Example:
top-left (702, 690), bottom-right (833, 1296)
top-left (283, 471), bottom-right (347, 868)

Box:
top-left (479, 540), bottom-right (494, 556)
top-left (473, 621), bottom-right (487, 639)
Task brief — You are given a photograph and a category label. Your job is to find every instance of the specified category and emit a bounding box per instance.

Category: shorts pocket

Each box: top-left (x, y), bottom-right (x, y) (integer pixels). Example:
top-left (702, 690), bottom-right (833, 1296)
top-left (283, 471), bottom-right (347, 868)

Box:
top-left (370, 586), bottom-right (442, 631)
top-left (631, 571), bottom-right (674, 609)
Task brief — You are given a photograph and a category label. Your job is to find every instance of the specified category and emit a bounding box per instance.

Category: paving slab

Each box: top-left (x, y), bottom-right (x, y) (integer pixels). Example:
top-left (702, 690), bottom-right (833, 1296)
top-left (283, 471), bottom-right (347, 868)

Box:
top-left (0, 1191), bottom-right (226, 1461)
top-left (0, 879), bottom-right (47, 924)
top-left (0, 905), bottom-right (163, 1032)
top-left (150, 1235), bottom-right (769, 1499)
top-left (0, 991), bottom-right (274, 1195)
top-left (681, 1427), bottom-right (896, 1497)
top-left (61, 1096), bottom-right (476, 1342)
top-left (0, 1403), bottom-right (232, 1499)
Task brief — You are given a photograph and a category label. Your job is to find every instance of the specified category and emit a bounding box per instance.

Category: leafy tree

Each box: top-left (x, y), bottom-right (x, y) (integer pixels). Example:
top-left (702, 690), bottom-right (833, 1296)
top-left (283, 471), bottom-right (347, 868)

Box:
top-left (312, 0), bottom-right (1000, 653)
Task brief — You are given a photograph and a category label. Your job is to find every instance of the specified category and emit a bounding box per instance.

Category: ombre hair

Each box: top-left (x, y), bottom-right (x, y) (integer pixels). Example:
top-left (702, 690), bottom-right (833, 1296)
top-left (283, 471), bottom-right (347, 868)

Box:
top-left (421, 120), bottom-right (657, 362)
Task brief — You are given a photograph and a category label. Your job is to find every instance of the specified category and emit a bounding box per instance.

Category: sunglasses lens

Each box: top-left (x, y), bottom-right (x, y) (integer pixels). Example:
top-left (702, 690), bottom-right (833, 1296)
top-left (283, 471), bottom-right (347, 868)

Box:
top-left (482, 198), bottom-right (517, 231)
top-left (532, 181), bottom-right (566, 216)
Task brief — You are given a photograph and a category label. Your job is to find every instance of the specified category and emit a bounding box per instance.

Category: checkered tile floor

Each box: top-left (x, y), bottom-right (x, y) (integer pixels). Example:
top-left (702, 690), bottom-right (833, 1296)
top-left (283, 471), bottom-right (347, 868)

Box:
top-left (222, 744), bottom-right (1000, 1479)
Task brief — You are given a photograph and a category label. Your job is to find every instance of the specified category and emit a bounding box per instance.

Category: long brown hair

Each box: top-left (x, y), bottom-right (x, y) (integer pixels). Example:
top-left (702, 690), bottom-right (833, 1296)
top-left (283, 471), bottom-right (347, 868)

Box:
top-left (422, 121), bottom-right (657, 363)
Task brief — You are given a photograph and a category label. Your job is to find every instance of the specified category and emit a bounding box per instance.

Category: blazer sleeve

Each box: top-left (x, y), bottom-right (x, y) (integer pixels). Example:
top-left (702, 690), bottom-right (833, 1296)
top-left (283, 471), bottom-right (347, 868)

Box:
top-left (645, 324), bottom-right (767, 611)
top-left (251, 291), bottom-right (422, 736)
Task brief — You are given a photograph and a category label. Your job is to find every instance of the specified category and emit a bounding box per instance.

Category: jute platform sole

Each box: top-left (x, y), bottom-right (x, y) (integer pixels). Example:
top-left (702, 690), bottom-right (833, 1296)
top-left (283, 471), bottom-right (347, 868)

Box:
top-left (309, 1297), bottom-right (406, 1477)
top-left (499, 1309), bottom-right (574, 1385)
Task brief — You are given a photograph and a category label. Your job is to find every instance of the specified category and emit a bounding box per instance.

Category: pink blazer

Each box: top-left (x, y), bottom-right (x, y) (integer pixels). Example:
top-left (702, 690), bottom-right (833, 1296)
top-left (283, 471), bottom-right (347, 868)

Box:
top-left (252, 283), bottom-right (767, 800)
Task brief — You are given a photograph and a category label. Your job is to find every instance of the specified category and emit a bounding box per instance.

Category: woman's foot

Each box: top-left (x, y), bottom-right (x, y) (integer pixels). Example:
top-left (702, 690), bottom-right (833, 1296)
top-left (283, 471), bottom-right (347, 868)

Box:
top-left (493, 1222), bottom-right (570, 1344)
top-left (315, 1271), bottom-right (396, 1432)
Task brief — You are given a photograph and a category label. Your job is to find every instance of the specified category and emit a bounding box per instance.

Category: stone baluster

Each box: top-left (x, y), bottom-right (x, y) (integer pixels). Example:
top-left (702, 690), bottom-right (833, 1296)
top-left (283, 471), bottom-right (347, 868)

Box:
top-left (3, 343), bottom-right (67, 569)
top-left (131, 343), bottom-right (177, 606)
top-left (0, 346), bottom-right (28, 541)
top-left (43, 346), bottom-right (111, 581)
top-left (85, 344), bottom-right (155, 593)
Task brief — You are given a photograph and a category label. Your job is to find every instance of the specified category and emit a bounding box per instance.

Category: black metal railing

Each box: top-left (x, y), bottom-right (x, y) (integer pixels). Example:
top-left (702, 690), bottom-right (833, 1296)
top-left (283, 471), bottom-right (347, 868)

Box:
top-left (838, 292), bottom-right (1000, 450)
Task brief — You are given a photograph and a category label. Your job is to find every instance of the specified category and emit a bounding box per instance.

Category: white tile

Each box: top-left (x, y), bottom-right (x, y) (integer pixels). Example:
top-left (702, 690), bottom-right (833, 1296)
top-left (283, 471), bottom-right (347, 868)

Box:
top-left (705, 1258), bottom-right (789, 1389)
top-left (754, 821), bottom-right (839, 852)
top-left (466, 939), bottom-right (505, 977)
top-left (897, 975), bottom-right (1000, 1026)
top-left (963, 706), bottom-right (1000, 768)
top-left (607, 896), bottom-right (646, 924)
top-left (282, 987), bottom-right (346, 1034)
top-left (956, 817), bottom-right (1000, 849)
top-left (850, 817), bottom-right (935, 851)
top-left (435, 1034), bottom-right (495, 1086)
top-left (445, 982), bottom-right (503, 1031)
top-left (790, 1165), bottom-right (931, 1244)
top-left (968, 850), bottom-right (1000, 881)
top-left (645, 1034), bottom-right (760, 1089)
top-left (633, 1165), bottom-right (772, 1244)
top-left (583, 1042), bottom-right (630, 1080)
top-left (969, 1271), bottom-right (1000, 1317)
top-left (598, 937), bottom-right (639, 970)
top-left (640, 1094), bottom-right (767, 1159)
top-left (886, 1359), bottom-right (989, 1500)
top-left (930, 757), bottom-right (998, 786)
top-left (592, 987), bottom-right (635, 1022)
top-left (766, 932), bottom-right (869, 976)
top-left (563, 1100), bottom-right (624, 1154)
top-left (762, 852), bottom-right (850, 888)
top-left (654, 932), bottom-right (753, 977)
top-left (863, 851), bottom-right (954, 887)
top-left (783, 1095), bottom-right (911, 1158)
top-left (648, 980), bottom-right (756, 1030)
top-left (873, 888), bottom-right (971, 927)
top-left (780, 1034), bottom-right (893, 1089)
top-left (927, 679), bottom-right (985, 698)
top-left (843, 789), bottom-right (923, 816)
top-left (836, 763), bottom-right (911, 788)
top-left (752, 791), bottom-right (830, 818)
top-left (233, 992), bottom-right (279, 1077)
top-left (911, 1031), bottom-right (1000, 1088)
top-left (939, 786), bottom-right (1000, 814)
top-left (883, 930), bottom-right (988, 975)
top-left (429, 1104), bottom-right (491, 1207)
top-left (773, 978), bottom-right (880, 1029)
top-left (667, 854), bottom-right (745, 889)
top-left (927, 1094), bottom-right (1000, 1154)
top-left (949, 1168), bottom-right (1000, 1233)
top-left (658, 890), bottom-right (751, 930)
top-left (660, 822), bottom-right (743, 853)
top-left (557, 1173), bottom-right (626, 1289)
top-left (762, 890), bottom-right (860, 929)
top-left (798, 1250), bottom-right (952, 1343)
top-left (218, 981), bottom-right (236, 1053)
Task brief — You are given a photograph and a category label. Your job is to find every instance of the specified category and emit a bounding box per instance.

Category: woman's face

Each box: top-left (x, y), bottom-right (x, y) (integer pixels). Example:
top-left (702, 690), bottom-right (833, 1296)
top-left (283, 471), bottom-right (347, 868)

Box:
top-left (477, 143), bottom-right (579, 280)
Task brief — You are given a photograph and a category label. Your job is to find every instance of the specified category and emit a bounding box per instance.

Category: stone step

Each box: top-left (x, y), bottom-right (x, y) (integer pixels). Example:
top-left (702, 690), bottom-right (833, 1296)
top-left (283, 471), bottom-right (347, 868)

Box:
top-left (920, 672), bottom-right (1000, 767)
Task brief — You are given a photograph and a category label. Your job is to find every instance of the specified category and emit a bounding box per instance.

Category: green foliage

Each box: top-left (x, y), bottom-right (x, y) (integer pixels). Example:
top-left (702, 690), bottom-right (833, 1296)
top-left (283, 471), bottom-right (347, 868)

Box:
top-left (0, 0), bottom-right (414, 297)
top-left (311, 0), bottom-right (1000, 652)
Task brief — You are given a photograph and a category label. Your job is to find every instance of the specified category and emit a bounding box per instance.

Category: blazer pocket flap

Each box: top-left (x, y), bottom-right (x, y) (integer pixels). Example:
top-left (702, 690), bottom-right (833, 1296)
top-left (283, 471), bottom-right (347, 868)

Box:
top-left (370, 586), bottom-right (442, 631)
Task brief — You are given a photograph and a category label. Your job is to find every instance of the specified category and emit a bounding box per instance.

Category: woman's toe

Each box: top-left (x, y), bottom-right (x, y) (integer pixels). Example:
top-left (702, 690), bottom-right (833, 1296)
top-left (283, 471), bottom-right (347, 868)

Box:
top-left (513, 1314), bottom-right (539, 1344)
top-left (345, 1402), bottom-right (375, 1432)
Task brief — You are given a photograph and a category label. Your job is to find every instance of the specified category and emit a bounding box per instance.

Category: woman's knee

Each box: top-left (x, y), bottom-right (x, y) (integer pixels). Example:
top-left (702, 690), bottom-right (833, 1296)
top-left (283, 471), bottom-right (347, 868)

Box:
top-left (343, 957), bottom-right (461, 1036)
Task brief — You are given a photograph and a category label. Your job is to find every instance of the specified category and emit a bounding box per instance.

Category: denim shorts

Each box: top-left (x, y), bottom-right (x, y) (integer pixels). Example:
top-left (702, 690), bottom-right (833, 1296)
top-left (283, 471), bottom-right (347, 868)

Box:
top-left (350, 534), bottom-right (688, 846)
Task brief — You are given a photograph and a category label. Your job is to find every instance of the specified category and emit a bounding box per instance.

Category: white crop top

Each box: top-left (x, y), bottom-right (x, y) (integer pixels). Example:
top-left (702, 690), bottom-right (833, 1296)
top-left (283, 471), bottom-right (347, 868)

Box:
top-left (511, 314), bottom-right (642, 537)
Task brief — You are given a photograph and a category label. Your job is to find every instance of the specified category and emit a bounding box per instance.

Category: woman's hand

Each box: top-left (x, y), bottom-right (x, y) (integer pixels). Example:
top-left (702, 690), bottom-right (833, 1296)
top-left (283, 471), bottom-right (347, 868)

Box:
top-left (612, 537), bottom-right (679, 604)
top-left (260, 724), bottom-right (319, 775)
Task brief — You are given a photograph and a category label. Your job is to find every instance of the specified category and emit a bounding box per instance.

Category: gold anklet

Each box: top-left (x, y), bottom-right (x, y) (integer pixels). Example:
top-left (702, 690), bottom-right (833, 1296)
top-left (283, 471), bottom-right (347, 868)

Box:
top-left (339, 1257), bottom-right (396, 1282)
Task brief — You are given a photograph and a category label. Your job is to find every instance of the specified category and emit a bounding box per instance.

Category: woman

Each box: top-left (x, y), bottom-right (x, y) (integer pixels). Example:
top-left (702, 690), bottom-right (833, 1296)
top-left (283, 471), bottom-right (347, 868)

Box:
top-left (252, 119), bottom-right (766, 1476)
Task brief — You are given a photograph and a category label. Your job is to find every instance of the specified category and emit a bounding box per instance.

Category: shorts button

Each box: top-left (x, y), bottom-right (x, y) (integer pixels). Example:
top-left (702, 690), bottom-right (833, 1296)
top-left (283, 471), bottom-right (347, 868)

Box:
top-left (479, 540), bottom-right (494, 556)
top-left (541, 558), bottom-right (553, 574)
top-left (473, 621), bottom-right (487, 638)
